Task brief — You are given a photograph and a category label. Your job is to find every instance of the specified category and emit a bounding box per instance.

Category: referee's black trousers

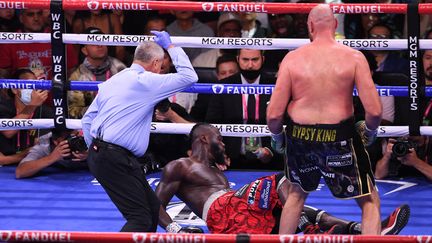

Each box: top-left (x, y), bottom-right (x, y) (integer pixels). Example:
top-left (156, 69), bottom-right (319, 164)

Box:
top-left (87, 139), bottom-right (160, 232)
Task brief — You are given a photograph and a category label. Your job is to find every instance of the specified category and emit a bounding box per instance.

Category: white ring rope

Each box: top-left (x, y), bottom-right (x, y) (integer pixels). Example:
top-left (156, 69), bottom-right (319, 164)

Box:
top-left (0, 32), bottom-right (429, 50)
top-left (0, 119), bottom-right (431, 137)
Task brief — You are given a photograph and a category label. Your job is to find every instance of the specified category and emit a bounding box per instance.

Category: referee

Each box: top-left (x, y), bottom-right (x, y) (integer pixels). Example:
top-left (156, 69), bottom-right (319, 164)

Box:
top-left (81, 31), bottom-right (198, 232)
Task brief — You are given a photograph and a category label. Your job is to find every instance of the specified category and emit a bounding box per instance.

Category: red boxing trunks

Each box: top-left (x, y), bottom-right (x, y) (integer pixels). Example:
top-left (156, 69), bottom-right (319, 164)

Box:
top-left (205, 174), bottom-right (283, 234)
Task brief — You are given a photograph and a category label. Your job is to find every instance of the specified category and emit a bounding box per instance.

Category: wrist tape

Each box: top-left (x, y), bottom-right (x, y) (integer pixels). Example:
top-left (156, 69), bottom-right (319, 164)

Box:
top-left (271, 130), bottom-right (284, 140)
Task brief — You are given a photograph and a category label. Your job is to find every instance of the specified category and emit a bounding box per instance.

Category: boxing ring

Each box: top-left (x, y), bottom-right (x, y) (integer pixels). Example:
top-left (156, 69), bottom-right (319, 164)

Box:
top-left (0, 0), bottom-right (432, 242)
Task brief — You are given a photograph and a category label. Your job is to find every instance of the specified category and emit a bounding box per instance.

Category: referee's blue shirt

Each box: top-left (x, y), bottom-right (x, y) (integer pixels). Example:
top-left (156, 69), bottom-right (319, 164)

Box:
top-left (81, 47), bottom-right (198, 157)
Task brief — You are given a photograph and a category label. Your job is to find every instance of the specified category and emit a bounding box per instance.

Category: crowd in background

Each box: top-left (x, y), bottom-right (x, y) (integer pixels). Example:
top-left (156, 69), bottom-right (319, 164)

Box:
top-left (0, 0), bottom-right (431, 182)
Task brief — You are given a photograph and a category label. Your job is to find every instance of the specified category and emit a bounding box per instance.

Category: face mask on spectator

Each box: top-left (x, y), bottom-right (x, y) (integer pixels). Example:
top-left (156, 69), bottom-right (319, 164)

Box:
top-left (20, 89), bottom-right (32, 105)
top-left (240, 68), bottom-right (261, 80)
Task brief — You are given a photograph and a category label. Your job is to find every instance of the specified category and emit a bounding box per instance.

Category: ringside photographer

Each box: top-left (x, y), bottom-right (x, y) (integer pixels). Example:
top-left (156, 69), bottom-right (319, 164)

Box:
top-left (374, 136), bottom-right (432, 181)
top-left (141, 98), bottom-right (193, 172)
top-left (15, 129), bottom-right (88, 179)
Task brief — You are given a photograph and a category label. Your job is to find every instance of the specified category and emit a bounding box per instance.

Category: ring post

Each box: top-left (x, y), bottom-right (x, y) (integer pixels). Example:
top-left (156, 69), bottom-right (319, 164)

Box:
top-left (50, 0), bottom-right (68, 129)
top-left (407, 2), bottom-right (423, 135)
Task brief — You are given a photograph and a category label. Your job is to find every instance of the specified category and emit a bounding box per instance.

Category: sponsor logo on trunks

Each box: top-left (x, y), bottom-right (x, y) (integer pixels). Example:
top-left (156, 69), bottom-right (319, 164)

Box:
top-left (248, 180), bottom-right (261, 205)
top-left (347, 185), bottom-right (354, 193)
top-left (326, 153), bottom-right (353, 167)
top-left (202, 3), bottom-right (267, 13)
top-left (299, 166), bottom-right (319, 174)
top-left (319, 170), bottom-right (335, 179)
top-left (291, 125), bottom-right (337, 142)
top-left (234, 184), bottom-right (249, 198)
top-left (259, 179), bottom-right (272, 209)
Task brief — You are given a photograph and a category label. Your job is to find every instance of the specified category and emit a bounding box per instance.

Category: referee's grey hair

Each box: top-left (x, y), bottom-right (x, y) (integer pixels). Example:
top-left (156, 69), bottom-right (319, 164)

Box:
top-left (133, 41), bottom-right (164, 63)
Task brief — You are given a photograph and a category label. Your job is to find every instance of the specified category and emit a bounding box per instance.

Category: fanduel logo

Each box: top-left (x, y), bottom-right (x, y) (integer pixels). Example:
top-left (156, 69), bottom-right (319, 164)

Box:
top-left (0, 231), bottom-right (12, 241)
top-left (212, 84), bottom-right (224, 94)
top-left (87, 0), bottom-right (99, 10)
top-left (202, 3), bottom-right (214, 12)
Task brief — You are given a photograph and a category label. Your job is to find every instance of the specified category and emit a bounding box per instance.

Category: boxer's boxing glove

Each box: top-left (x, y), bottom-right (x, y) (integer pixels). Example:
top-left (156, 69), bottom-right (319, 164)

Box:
top-left (355, 121), bottom-right (378, 147)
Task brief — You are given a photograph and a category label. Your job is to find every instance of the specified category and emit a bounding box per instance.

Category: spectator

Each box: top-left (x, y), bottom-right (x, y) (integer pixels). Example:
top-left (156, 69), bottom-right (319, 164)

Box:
top-left (191, 54), bottom-right (239, 121)
top-left (0, 69), bottom-right (52, 165)
top-left (420, 49), bottom-right (432, 126)
top-left (167, 9), bottom-right (214, 61)
top-left (239, 11), bottom-right (268, 38)
top-left (73, 10), bottom-right (126, 63)
top-left (290, 12), bottom-right (309, 38)
top-left (124, 15), bottom-right (168, 66)
top-left (268, 13), bottom-right (293, 38)
top-left (368, 24), bottom-right (409, 74)
top-left (423, 49), bottom-right (432, 86)
top-left (0, 9), bottom-right (78, 80)
top-left (0, 9), bottom-right (20, 32)
top-left (144, 15), bottom-right (167, 34)
top-left (64, 10), bottom-right (76, 33)
top-left (15, 129), bottom-right (88, 179)
top-left (344, 0), bottom-right (405, 39)
top-left (264, 13), bottom-right (293, 70)
top-left (192, 13), bottom-right (242, 68)
top-left (345, 13), bottom-right (380, 39)
top-left (414, 0), bottom-right (432, 38)
top-left (205, 49), bottom-right (282, 170)
top-left (68, 27), bottom-right (126, 119)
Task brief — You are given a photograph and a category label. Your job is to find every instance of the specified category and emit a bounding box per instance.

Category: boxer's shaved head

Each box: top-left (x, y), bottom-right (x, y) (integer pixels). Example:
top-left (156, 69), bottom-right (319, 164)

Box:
top-left (307, 4), bottom-right (336, 33)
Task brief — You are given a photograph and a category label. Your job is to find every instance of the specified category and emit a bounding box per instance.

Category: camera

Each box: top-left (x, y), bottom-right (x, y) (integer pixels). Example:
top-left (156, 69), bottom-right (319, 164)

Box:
top-left (155, 98), bottom-right (171, 113)
top-left (392, 139), bottom-right (417, 157)
top-left (67, 136), bottom-right (88, 152)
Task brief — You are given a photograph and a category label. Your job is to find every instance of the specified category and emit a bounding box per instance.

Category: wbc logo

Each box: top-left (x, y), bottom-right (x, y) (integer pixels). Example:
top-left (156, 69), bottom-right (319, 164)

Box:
top-left (202, 2), bottom-right (214, 12)
top-left (212, 84), bottom-right (224, 94)
top-left (87, 0), bottom-right (99, 10)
